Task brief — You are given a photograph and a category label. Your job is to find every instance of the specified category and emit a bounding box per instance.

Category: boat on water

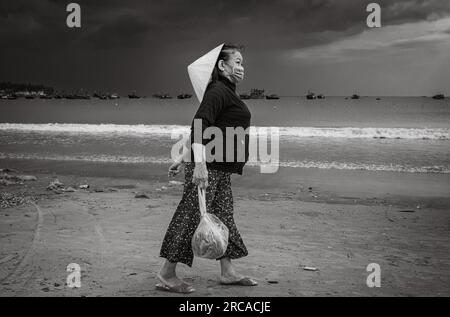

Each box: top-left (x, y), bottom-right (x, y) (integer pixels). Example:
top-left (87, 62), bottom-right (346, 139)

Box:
top-left (266, 94), bottom-right (280, 100)
top-left (109, 93), bottom-right (120, 99)
top-left (152, 93), bottom-right (172, 99)
top-left (317, 94), bottom-right (325, 99)
top-left (93, 92), bottom-right (108, 99)
top-left (306, 90), bottom-right (316, 100)
top-left (239, 94), bottom-right (251, 100)
top-left (249, 88), bottom-right (265, 99)
top-left (177, 93), bottom-right (192, 99)
top-left (128, 92), bottom-right (141, 99)
top-left (432, 94), bottom-right (445, 100)
top-left (350, 94), bottom-right (360, 100)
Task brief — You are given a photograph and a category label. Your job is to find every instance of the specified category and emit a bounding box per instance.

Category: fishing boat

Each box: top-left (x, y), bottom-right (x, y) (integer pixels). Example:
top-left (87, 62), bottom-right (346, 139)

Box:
top-left (351, 94), bottom-right (360, 100)
top-left (109, 93), bottom-right (120, 99)
top-left (317, 94), bottom-right (325, 99)
top-left (432, 94), bottom-right (445, 100)
top-left (159, 94), bottom-right (172, 99)
top-left (266, 94), bottom-right (280, 100)
top-left (128, 92), bottom-right (141, 99)
top-left (306, 90), bottom-right (316, 100)
top-left (177, 93), bottom-right (192, 99)
top-left (249, 88), bottom-right (265, 99)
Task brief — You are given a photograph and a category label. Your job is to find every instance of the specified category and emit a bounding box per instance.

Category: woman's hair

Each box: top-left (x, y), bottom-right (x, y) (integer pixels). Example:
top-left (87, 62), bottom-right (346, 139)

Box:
top-left (210, 43), bottom-right (244, 83)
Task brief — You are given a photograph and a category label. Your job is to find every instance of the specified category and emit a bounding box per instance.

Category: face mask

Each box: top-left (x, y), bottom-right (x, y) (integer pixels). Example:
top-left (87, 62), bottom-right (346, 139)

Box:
top-left (223, 61), bottom-right (244, 82)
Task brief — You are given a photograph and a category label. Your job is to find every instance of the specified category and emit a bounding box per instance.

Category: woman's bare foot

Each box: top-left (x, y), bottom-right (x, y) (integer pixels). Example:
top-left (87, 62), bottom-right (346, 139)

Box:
top-left (220, 270), bottom-right (244, 284)
top-left (158, 271), bottom-right (184, 287)
top-left (158, 260), bottom-right (190, 287)
top-left (219, 257), bottom-right (258, 285)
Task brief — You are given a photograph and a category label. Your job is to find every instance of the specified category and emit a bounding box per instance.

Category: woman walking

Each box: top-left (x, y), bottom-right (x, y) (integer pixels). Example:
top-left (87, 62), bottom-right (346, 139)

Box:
top-left (157, 43), bottom-right (257, 294)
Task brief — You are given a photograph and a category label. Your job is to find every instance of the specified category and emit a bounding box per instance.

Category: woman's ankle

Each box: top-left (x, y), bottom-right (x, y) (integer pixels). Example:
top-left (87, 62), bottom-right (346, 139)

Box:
top-left (220, 257), bottom-right (233, 275)
top-left (160, 261), bottom-right (177, 278)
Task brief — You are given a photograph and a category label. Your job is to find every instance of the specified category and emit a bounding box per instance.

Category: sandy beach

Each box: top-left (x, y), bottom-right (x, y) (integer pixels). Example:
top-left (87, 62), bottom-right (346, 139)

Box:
top-left (1, 159), bottom-right (449, 297)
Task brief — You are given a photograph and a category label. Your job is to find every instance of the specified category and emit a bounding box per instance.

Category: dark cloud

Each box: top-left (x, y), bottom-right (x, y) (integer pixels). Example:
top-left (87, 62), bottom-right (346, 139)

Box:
top-left (1, 0), bottom-right (449, 95)
top-left (81, 14), bottom-right (160, 49)
top-left (2, 0), bottom-right (450, 51)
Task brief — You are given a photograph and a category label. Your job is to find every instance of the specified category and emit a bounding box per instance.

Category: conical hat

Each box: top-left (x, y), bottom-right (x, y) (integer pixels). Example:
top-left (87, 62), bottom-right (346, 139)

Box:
top-left (187, 43), bottom-right (225, 102)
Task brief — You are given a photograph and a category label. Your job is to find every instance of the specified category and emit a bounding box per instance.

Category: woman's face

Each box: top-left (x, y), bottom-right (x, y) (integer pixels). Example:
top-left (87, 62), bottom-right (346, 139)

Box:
top-left (219, 51), bottom-right (244, 84)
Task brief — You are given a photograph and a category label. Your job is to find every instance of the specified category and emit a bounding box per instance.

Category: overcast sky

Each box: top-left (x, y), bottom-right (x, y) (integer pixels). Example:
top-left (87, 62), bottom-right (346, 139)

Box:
top-left (1, 0), bottom-right (450, 96)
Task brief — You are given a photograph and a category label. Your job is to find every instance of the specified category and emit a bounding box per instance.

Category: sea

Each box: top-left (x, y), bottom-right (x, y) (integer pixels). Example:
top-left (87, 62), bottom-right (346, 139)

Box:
top-left (0, 96), bottom-right (449, 175)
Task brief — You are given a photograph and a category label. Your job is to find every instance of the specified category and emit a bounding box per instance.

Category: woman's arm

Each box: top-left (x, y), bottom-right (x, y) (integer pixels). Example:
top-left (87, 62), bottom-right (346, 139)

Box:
top-left (190, 85), bottom-right (225, 188)
top-left (173, 135), bottom-right (191, 163)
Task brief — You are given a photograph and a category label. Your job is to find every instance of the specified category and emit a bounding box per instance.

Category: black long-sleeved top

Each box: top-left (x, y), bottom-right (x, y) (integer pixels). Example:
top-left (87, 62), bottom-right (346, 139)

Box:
top-left (190, 76), bottom-right (251, 175)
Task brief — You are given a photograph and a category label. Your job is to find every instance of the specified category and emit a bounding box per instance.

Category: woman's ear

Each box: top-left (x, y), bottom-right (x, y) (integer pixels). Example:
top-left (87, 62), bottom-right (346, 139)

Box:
top-left (217, 60), bottom-right (225, 72)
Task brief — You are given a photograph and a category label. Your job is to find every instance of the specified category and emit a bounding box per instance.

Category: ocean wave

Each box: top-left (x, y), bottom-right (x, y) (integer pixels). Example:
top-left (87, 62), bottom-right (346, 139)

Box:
top-left (0, 152), bottom-right (171, 164)
top-left (1, 152), bottom-right (448, 174)
top-left (0, 123), bottom-right (449, 140)
top-left (262, 160), bottom-right (450, 174)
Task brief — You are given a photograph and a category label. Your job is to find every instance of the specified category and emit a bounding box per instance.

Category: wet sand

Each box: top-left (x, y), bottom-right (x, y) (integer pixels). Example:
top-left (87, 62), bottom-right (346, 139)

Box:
top-left (1, 159), bottom-right (450, 296)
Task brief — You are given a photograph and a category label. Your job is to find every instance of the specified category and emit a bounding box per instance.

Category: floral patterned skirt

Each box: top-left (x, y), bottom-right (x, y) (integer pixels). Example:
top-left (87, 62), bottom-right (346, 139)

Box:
top-left (159, 162), bottom-right (248, 267)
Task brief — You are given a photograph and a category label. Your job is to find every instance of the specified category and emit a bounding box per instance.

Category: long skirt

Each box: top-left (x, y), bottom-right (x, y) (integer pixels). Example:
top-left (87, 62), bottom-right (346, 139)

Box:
top-left (159, 162), bottom-right (248, 267)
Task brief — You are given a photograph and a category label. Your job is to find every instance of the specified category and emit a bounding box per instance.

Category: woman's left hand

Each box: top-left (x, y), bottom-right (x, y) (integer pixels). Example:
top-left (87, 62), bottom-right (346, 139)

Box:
top-left (168, 160), bottom-right (184, 177)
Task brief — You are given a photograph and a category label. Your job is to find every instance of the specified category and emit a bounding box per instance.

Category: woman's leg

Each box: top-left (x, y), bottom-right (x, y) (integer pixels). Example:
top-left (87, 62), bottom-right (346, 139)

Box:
top-left (158, 260), bottom-right (182, 286)
top-left (159, 163), bottom-right (201, 268)
top-left (208, 171), bottom-right (252, 282)
top-left (219, 257), bottom-right (242, 280)
top-left (210, 172), bottom-right (248, 260)
top-left (159, 163), bottom-right (223, 267)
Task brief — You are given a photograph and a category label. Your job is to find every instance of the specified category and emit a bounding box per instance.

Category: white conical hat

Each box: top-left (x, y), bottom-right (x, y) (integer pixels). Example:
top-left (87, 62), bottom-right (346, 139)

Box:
top-left (187, 43), bottom-right (225, 102)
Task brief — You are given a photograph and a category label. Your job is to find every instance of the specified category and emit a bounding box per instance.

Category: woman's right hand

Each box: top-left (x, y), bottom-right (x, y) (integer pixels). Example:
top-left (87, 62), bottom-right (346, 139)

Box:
top-left (193, 162), bottom-right (208, 189)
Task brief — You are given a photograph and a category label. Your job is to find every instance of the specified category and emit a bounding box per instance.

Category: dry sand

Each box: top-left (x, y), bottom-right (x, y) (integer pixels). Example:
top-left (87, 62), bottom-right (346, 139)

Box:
top-left (1, 161), bottom-right (450, 297)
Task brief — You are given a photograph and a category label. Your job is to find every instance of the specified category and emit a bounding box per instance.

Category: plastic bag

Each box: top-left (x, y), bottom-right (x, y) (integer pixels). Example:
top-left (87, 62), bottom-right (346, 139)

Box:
top-left (192, 187), bottom-right (229, 259)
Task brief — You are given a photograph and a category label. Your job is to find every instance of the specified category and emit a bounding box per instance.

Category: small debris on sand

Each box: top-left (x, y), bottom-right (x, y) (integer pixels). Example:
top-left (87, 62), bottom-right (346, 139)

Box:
top-left (302, 266), bottom-right (319, 271)
top-left (16, 175), bottom-right (37, 181)
top-left (47, 178), bottom-right (64, 190)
